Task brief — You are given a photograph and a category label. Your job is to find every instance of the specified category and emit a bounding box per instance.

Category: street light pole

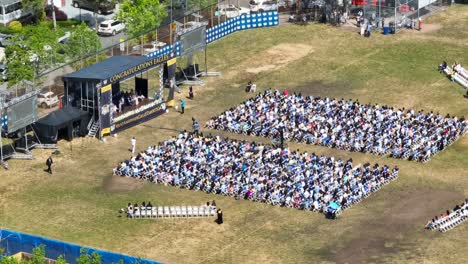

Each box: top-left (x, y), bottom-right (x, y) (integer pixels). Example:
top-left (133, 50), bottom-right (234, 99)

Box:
top-left (0, 95), bottom-right (4, 164)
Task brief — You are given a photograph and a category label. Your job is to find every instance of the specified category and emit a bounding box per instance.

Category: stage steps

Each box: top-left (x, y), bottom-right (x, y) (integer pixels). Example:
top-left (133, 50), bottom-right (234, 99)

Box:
top-left (87, 121), bottom-right (99, 138)
top-left (34, 144), bottom-right (58, 149)
top-left (10, 153), bottom-right (33, 160)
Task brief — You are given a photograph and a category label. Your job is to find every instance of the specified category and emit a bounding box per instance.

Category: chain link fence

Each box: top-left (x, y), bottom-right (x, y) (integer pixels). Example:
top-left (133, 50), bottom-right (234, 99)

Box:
top-left (37, 0), bottom-right (231, 104)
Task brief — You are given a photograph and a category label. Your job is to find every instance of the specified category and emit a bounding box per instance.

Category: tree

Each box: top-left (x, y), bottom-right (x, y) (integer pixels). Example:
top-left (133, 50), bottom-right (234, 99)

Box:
top-left (22, 0), bottom-right (46, 23)
top-left (64, 23), bottom-right (102, 60)
top-left (5, 24), bottom-right (66, 86)
top-left (29, 245), bottom-right (46, 264)
top-left (56, 255), bottom-right (67, 264)
top-left (76, 249), bottom-right (102, 264)
top-left (186, 0), bottom-right (217, 13)
top-left (115, 0), bottom-right (168, 38)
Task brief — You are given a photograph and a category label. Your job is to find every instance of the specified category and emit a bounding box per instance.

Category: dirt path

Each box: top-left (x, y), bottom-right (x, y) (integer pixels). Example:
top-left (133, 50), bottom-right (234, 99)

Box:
top-left (331, 188), bottom-right (463, 264)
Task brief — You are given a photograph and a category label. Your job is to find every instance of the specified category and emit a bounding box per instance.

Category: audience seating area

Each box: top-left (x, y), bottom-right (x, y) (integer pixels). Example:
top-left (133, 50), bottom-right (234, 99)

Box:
top-left (440, 62), bottom-right (468, 89)
top-left (206, 89), bottom-right (467, 163)
top-left (125, 205), bottom-right (217, 219)
top-left (113, 132), bottom-right (399, 215)
top-left (426, 199), bottom-right (468, 232)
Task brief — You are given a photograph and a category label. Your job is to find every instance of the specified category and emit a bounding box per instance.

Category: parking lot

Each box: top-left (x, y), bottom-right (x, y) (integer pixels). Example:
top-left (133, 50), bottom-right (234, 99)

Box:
top-left (58, 0), bottom-right (126, 49)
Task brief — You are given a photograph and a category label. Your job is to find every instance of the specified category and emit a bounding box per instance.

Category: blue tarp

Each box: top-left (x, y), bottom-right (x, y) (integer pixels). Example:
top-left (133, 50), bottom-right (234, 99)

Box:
top-left (0, 229), bottom-right (163, 264)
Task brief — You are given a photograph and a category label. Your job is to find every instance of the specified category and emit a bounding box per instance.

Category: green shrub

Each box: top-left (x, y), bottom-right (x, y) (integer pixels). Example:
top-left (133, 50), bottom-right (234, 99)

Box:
top-left (0, 26), bottom-right (16, 34)
top-left (57, 20), bottom-right (82, 28)
top-left (7, 21), bottom-right (22, 32)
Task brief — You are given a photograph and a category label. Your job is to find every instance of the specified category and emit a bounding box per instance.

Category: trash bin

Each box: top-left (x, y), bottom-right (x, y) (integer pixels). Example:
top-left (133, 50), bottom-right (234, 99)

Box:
top-left (383, 26), bottom-right (390, 35)
top-left (389, 22), bottom-right (396, 34)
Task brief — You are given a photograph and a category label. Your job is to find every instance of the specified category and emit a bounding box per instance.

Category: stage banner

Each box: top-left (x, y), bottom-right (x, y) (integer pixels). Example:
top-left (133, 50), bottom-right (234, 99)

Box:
top-left (111, 102), bottom-right (165, 134)
top-left (99, 84), bottom-right (112, 137)
top-left (167, 58), bottom-right (177, 102)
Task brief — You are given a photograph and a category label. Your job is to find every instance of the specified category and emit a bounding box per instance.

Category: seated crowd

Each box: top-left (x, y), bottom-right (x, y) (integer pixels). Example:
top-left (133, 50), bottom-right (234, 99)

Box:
top-left (206, 89), bottom-right (467, 162)
top-left (425, 199), bottom-right (468, 232)
top-left (113, 132), bottom-right (399, 214)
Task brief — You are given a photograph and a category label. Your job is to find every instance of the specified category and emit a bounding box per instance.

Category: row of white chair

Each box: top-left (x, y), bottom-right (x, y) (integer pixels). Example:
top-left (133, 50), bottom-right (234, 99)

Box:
top-left (428, 204), bottom-right (468, 230)
top-left (128, 206), bottom-right (216, 219)
top-left (439, 214), bottom-right (467, 232)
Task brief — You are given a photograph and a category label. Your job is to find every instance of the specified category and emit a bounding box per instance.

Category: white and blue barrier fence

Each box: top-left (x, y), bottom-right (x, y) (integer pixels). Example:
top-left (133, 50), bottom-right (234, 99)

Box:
top-left (207, 11), bottom-right (279, 44)
top-left (145, 11), bottom-right (279, 60)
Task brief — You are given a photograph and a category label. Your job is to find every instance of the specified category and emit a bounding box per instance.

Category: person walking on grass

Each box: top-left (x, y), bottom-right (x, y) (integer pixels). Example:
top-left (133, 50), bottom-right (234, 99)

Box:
top-left (193, 118), bottom-right (200, 135)
top-left (181, 99), bottom-right (185, 114)
top-left (46, 156), bottom-right (53, 174)
top-left (131, 137), bottom-right (136, 155)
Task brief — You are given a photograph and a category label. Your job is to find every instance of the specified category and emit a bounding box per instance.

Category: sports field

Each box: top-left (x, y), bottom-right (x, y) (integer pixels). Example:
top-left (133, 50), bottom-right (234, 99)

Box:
top-left (1, 5), bottom-right (468, 264)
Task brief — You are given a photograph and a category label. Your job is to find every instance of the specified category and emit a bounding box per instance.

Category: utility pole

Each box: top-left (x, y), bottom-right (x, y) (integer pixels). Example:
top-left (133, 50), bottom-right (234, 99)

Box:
top-left (51, 0), bottom-right (57, 30)
top-left (0, 95), bottom-right (4, 164)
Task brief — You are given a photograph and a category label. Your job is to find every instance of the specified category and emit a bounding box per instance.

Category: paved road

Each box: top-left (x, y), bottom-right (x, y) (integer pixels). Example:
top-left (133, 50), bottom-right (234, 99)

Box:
top-left (59, 0), bottom-right (253, 49)
top-left (59, 0), bottom-right (126, 48)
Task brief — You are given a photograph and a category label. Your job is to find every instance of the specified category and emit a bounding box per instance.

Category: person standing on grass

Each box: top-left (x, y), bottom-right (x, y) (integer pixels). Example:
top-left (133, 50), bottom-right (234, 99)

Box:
top-left (418, 18), bottom-right (422, 31)
top-left (193, 118), bottom-right (200, 135)
top-left (46, 156), bottom-right (53, 174)
top-left (181, 99), bottom-right (185, 114)
top-left (189, 86), bottom-right (194, 99)
top-left (131, 137), bottom-right (136, 155)
top-left (217, 208), bottom-right (223, 224)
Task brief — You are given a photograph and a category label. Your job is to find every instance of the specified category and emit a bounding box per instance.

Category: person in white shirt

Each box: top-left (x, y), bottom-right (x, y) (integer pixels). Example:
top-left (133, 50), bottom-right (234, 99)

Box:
top-left (131, 137), bottom-right (136, 155)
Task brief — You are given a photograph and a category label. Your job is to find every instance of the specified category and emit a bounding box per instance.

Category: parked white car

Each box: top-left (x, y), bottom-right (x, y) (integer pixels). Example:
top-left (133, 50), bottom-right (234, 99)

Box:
top-left (249, 0), bottom-right (279, 12)
top-left (178, 21), bottom-right (209, 35)
top-left (131, 41), bottom-right (166, 55)
top-left (216, 5), bottom-right (250, 18)
top-left (37, 92), bottom-right (59, 108)
top-left (98, 20), bottom-right (125, 36)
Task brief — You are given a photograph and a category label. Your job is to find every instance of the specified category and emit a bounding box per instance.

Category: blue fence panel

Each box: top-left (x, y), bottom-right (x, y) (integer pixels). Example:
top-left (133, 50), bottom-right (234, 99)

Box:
top-left (207, 11), bottom-right (279, 44)
top-left (145, 42), bottom-right (181, 59)
top-left (0, 229), bottom-right (163, 264)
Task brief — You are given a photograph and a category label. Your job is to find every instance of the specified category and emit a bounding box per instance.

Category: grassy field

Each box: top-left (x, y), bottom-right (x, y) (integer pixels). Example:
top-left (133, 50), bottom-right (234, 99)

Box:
top-left (1, 4), bottom-right (468, 264)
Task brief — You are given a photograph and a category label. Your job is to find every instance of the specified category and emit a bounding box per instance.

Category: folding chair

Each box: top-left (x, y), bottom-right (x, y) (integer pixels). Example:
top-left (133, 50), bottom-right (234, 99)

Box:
top-left (181, 206), bottom-right (187, 218)
top-left (198, 206), bottom-right (205, 217)
top-left (164, 206), bottom-right (171, 218)
top-left (157, 206), bottom-right (164, 218)
top-left (176, 206), bottom-right (182, 217)
top-left (187, 206), bottom-right (193, 217)
top-left (170, 206), bottom-right (176, 218)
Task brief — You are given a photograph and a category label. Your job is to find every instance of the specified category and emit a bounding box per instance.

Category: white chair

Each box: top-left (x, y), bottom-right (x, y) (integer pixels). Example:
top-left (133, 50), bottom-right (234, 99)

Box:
top-left (192, 206), bottom-right (199, 217)
top-left (134, 209), bottom-right (140, 219)
top-left (157, 206), bottom-right (163, 218)
top-left (198, 207), bottom-right (205, 217)
top-left (204, 208), bottom-right (211, 217)
top-left (164, 206), bottom-right (171, 218)
top-left (176, 206), bottom-right (182, 217)
top-left (181, 206), bottom-right (187, 218)
top-left (210, 208), bottom-right (216, 216)
top-left (187, 206), bottom-right (193, 217)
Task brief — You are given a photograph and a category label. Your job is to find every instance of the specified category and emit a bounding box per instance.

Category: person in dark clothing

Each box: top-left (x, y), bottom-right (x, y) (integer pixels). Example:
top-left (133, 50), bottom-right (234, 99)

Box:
top-left (217, 208), bottom-right (223, 224)
top-left (46, 156), bottom-right (53, 174)
top-left (246, 81), bottom-right (252, 92)
top-left (189, 86), bottom-right (194, 99)
top-left (280, 126), bottom-right (284, 149)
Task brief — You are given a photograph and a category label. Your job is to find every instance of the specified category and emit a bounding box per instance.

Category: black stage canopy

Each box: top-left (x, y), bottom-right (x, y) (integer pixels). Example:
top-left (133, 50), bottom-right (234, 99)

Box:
top-left (33, 107), bottom-right (89, 143)
top-left (63, 55), bottom-right (171, 84)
